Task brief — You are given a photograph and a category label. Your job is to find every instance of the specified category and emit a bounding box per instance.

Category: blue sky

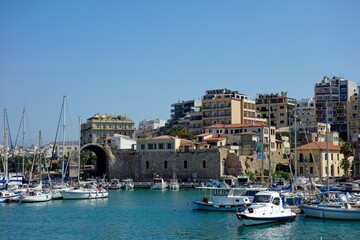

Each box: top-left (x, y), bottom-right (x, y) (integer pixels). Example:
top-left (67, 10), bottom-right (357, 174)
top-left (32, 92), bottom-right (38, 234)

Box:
top-left (1, 0), bottom-right (359, 145)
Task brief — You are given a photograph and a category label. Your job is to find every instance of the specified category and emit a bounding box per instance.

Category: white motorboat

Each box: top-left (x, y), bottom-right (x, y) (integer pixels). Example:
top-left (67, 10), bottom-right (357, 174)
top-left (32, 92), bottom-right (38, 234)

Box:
top-left (121, 179), bottom-right (134, 190)
top-left (108, 178), bottom-right (122, 190)
top-left (168, 178), bottom-right (180, 191)
top-left (191, 186), bottom-right (266, 211)
top-left (236, 191), bottom-right (296, 226)
top-left (60, 184), bottom-right (108, 200)
top-left (0, 190), bottom-right (20, 203)
top-left (151, 176), bottom-right (168, 190)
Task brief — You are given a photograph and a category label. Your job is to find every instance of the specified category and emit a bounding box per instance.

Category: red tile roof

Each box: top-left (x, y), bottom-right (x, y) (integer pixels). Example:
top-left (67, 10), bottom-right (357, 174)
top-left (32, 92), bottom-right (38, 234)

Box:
top-left (295, 141), bottom-right (340, 151)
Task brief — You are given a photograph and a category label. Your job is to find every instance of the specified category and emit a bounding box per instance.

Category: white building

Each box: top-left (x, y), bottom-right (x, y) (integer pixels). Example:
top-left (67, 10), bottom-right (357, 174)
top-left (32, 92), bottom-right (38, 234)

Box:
top-left (134, 119), bottom-right (166, 139)
top-left (111, 134), bottom-right (137, 150)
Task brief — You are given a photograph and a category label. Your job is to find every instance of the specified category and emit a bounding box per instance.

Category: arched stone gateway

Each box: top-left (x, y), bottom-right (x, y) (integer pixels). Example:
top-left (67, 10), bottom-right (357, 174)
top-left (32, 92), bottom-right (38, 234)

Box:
top-left (81, 143), bottom-right (116, 179)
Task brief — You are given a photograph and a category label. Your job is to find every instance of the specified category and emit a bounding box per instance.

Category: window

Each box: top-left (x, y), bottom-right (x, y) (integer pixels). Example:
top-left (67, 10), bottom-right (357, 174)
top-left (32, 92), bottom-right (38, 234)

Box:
top-left (167, 143), bottom-right (173, 149)
top-left (159, 143), bottom-right (164, 150)
top-left (272, 197), bottom-right (280, 205)
top-left (141, 144), bottom-right (145, 150)
top-left (146, 161), bottom-right (149, 169)
top-left (164, 161), bottom-right (168, 169)
top-left (202, 160), bottom-right (206, 168)
top-left (184, 160), bottom-right (188, 169)
top-left (309, 153), bottom-right (314, 162)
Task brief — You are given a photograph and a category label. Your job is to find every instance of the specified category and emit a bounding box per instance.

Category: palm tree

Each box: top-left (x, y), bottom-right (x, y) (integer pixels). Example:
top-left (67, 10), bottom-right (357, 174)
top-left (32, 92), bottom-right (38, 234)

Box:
top-left (340, 157), bottom-right (351, 177)
top-left (340, 142), bottom-right (354, 177)
top-left (340, 142), bottom-right (354, 158)
top-left (167, 125), bottom-right (194, 140)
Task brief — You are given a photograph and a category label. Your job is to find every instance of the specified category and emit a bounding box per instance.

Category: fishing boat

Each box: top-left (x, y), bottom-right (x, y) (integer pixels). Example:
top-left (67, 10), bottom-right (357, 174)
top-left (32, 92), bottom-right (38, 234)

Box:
top-left (151, 176), bottom-right (168, 190)
top-left (236, 191), bottom-right (296, 226)
top-left (191, 185), bottom-right (266, 211)
top-left (121, 178), bottom-right (134, 190)
top-left (60, 183), bottom-right (108, 200)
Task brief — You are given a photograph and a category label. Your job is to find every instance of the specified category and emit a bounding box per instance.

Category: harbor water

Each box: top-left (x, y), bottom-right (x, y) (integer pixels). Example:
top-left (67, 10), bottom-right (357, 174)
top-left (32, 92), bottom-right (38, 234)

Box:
top-left (1, 189), bottom-right (360, 240)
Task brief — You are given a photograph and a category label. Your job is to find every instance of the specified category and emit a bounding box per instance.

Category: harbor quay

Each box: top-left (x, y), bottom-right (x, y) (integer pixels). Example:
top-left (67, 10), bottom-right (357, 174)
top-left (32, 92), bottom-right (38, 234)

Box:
top-left (130, 181), bottom-right (202, 189)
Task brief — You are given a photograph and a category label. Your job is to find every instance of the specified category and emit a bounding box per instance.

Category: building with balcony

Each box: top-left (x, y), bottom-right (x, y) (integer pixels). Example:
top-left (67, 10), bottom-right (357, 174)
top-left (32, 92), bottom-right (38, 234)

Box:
top-left (255, 91), bottom-right (297, 129)
top-left (134, 119), bottom-right (166, 139)
top-left (348, 88), bottom-right (360, 143)
top-left (81, 113), bottom-right (135, 145)
top-left (296, 98), bottom-right (316, 128)
top-left (202, 89), bottom-right (266, 128)
top-left (168, 99), bottom-right (202, 127)
top-left (295, 141), bottom-right (345, 179)
top-left (314, 76), bottom-right (358, 141)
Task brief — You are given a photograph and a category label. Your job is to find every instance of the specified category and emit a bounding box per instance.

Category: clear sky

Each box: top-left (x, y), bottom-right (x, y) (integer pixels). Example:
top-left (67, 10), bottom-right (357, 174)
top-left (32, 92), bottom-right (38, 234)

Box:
top-left (1, 0), bottom-right (359, 145)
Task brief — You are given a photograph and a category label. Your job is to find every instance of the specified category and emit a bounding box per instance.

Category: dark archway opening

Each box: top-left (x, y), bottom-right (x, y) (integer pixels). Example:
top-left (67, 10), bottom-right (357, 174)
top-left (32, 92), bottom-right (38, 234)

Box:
top-left (81, 145), bottom-right (108, 179)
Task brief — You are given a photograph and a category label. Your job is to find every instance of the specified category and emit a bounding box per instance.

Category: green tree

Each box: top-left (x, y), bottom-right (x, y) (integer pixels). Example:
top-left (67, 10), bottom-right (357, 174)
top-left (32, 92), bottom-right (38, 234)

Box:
top-left (340, 142), bottom-right (353, 177)
top-left (167, 125), bottom-right (194, 140)
top-left (340, 142), bottom-right (354, 158)
top-left (340, 157), bottom-right (351, 177)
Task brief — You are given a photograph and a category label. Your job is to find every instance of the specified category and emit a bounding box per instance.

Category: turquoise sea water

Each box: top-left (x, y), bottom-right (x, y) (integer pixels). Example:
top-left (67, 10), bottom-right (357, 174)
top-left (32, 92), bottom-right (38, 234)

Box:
top-left (1, 189), bottom-right (360, 240)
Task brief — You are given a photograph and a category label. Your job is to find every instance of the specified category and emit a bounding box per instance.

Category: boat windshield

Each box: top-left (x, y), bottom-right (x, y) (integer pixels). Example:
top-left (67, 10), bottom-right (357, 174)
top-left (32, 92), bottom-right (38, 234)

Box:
top-left (252, 195), bottom-right (271, 203)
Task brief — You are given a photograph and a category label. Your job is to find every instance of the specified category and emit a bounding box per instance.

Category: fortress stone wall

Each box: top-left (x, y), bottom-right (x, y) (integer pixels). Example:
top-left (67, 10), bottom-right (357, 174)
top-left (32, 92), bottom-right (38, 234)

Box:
top-left (104, 146), bottom-right (288, 181)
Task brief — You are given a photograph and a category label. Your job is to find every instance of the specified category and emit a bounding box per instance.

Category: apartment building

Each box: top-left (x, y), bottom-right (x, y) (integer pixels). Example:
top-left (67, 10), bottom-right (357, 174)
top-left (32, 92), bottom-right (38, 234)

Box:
top-left (202, 89), bottom-right (265, 128)
top-left (296, 98), bottom-right (316, 128)
top-left (314, 76), bottom-right (357, 141)
top-left (348, 88), bottom-right (360, 142)
top-left (134, 119), bottom-right (166, 139)
top-left (168, 99), bottom-right (202, 127)
top-left (255, 91), bottom-right (297, 129)
top-left (81, 113), bottom-right (135, 145)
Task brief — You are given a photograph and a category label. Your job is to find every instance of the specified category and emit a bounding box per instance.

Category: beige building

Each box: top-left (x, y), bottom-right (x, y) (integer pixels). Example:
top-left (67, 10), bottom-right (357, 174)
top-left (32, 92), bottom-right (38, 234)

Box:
top-left (255, 92), bottom-right (297, 129)
top-left (348, 91), bottom-right (360, 142)
top-left (81, 113), bottom-right (135, 145)
top-left (295, 141), bottom-right (345, 179)
top-left (202, 89), bottom-right (266, 128)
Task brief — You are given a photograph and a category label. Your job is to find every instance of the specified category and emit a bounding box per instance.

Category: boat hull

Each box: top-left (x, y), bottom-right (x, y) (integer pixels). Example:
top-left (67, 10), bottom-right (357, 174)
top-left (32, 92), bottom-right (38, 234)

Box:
top-left (192, 200), bottom-right (246, 211)
top-left (19, 194), bottom-right (52, 203)
top-left (60, 190), bottom-right (108, 200)
top-left (302, 204), bottom-right (360, 220)
top-left (237, 213), bottom-right (296, 226)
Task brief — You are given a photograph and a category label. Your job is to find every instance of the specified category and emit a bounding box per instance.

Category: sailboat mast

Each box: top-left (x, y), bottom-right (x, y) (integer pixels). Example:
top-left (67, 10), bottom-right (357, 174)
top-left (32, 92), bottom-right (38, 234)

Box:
top-left (326, 101), bottom-right (329, 194)
top-left (4, 109), bottom-right (9, 185)
top-left (294, 107), bottom-right (297, 180)
top-left (78, 116), bottom-right (81, 182)
top-left (268, 97), bottom-right (272, 185)
top-left (22, 108), bottom-right (25, 175)
top-left (38, 131), bottom-right (42, 177)
top-left (61, 96), bottom-right (66, 185)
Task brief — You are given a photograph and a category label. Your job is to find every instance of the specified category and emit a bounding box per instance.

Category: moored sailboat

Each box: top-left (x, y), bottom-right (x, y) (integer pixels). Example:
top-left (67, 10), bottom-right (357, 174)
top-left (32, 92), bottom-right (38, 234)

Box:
top-left (301, 102), bottom-right (360, 220)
